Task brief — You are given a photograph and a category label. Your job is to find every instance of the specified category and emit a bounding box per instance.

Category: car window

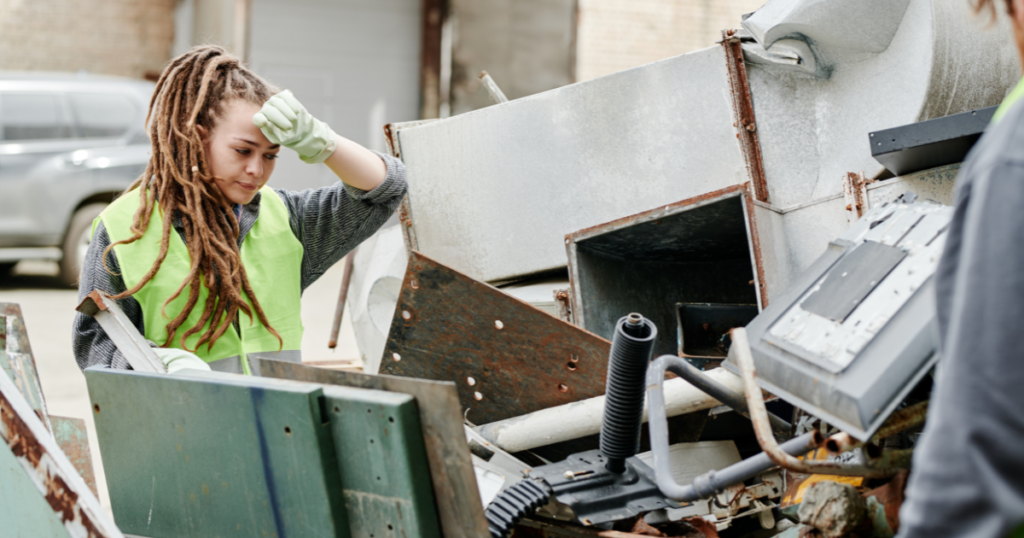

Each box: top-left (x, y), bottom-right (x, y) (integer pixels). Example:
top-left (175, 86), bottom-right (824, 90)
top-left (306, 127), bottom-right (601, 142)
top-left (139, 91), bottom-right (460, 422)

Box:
top-left (70, 93), bottom-right (137, 138)
top-left (0, 93), bottom-right (74, 141)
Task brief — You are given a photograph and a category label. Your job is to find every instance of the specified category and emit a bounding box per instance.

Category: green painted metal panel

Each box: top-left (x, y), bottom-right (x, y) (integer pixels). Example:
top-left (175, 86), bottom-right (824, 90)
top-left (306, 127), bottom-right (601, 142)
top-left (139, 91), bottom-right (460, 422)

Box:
top-left (0, 438), bottom-right (74, 538)
top-left (85, 368), bottom-right (350, 538)
top-left (321, 386), bottom-right (441, 538)
top-left (50, 415), bottom-right (98, 497)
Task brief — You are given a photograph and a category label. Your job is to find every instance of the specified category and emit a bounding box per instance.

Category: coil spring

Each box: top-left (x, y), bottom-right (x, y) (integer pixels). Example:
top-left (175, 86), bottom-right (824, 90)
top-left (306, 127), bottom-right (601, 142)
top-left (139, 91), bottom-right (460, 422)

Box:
top-left (599, 313), bottom-right (657, 473)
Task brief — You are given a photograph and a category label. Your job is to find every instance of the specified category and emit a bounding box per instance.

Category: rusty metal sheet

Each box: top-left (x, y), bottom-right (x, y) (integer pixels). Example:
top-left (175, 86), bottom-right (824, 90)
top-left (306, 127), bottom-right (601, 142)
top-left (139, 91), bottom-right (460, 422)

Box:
top-left (50, 415), bottom-right (98, 498)
top-left (0, 366), bottom-right (121, 537)
top-left (258, 359), bottom-right (489, 538)
top-left (379, 251), bottom-right (613, 425)
top-left (0, 303), bottom-right (52, 432)
top-left (722, 30), bottom-right (768, 204)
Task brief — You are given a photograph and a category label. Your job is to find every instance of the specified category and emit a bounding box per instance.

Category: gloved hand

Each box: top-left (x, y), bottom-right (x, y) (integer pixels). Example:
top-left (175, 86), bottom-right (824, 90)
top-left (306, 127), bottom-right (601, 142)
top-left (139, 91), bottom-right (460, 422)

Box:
top-left (252, 90), bottom-right (338, 164)
top-left (152, 347), bottom-right (211, 374)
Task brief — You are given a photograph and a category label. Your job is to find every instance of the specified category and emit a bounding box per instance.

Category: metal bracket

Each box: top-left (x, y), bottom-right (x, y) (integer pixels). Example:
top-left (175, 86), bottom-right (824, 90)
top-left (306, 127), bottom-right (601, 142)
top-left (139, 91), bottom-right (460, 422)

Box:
top-left (76, 291), bottom-right (166, 374)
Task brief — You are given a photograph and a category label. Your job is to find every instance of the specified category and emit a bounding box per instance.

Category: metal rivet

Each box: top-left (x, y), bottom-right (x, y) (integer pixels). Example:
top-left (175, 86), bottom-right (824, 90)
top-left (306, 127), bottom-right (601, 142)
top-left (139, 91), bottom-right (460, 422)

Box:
top-left (392, 352), bottom-right (401, 362)
top-left (494, 320), bottom-right (504, 330)
top-left (402, 310), bottom-right (412, 320)
top-left (474, 391), bottom-right (484, 401)
top-left (467, 377), bottom-right (476, 386)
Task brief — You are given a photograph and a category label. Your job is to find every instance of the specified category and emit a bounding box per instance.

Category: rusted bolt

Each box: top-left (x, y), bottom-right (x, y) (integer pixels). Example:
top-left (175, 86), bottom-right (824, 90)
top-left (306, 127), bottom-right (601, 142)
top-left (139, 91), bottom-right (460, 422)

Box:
top-left (746, 122), bottom-right (757, 132)
top-left (558, 383), bottom-right (569, 393)
top-left (410, 279), bottom-right (419, 289)
top-left (392, 352), bottom-right (402, 362)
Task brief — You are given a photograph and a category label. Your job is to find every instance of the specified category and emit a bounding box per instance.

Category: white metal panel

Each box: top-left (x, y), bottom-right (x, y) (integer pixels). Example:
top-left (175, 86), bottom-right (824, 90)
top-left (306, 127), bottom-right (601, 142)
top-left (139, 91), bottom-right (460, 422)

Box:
top-left (248, 0), bottom-right (422, 192)
top-left (398, 45), bottom-right (747, 282)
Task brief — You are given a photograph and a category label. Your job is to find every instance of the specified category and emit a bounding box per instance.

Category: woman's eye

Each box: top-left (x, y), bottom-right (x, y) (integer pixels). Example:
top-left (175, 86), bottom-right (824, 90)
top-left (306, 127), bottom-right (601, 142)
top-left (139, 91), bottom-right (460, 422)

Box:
top-left (265, 154), bottom-right (279, 161)
top-left (235, 149), bottom-right (251, 156)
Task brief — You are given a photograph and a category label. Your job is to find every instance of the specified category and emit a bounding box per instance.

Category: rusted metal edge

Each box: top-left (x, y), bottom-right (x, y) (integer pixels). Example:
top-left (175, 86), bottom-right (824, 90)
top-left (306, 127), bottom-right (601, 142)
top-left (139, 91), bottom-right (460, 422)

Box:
top-left (0, 368), bottom-right (122, 537)
top-left (564, 184), bottom-right (748, 329)
top-left (722, 29), bottom-right (769, 204)
top-left (384, 121), bottom-right (437, 254)
top-left (825, 400), bottom-right (928, 456)
top-left (76, 291), bottom-right (166, 374)
top-left (328, 249), bottom-right (357, 349)
top-left (740, 184), bottom-right (771, 309)
top-left (732, 327), bottom-right (899, 478)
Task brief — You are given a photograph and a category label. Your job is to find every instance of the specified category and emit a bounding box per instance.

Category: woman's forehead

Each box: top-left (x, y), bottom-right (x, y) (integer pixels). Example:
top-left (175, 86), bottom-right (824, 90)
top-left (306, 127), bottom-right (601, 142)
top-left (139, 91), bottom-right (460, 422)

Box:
top-left (216, 100), bottom-right (272, 146)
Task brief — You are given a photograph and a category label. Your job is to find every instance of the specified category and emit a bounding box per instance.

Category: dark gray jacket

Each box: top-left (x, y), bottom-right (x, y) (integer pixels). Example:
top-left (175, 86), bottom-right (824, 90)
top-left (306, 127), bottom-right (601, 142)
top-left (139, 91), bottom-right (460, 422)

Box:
top-left (898, 99), bottom-right (1024, 537)
top-left (72, 151), bottom-right (407, 371)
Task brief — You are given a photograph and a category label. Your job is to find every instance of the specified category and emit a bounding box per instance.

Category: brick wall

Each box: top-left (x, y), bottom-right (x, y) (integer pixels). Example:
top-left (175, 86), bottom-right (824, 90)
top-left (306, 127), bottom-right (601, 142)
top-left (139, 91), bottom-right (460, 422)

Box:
top-left (576, 0), bottom-right (765, 81)
top-left (0, 0), bottom-right (176, 79)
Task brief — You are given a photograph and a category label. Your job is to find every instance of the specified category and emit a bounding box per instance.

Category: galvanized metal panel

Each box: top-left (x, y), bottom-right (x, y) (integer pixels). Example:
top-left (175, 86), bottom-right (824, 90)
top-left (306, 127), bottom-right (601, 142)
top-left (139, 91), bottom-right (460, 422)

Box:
top-left (867, 164), bottom-right (958, 207)
top-left (258, 360), bottom-right (490, 538)
top-left (396, 45), bottom-right (747, 282)
top-left (321, 385), bottom-right (441, 538)
top-left (85, 368), bottom-right (350, 538)
top-left (380, 251), bottom-right (613, 424)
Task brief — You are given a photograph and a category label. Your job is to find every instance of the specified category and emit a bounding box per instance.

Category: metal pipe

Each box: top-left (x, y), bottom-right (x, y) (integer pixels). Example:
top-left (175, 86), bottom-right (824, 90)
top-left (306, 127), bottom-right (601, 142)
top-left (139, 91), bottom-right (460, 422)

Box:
top-left (474, 368), bottom-right (747, 453)
top-left (328, 249), bottom-right (357, 349)
top-left (650, 355), bottom-right (791, 440)
top-left (646, 353), bottom-right (820, 501)
top-left (732, 328), bottom-right (897, 478)
top-left (478, 71), bottom-right (509, 104)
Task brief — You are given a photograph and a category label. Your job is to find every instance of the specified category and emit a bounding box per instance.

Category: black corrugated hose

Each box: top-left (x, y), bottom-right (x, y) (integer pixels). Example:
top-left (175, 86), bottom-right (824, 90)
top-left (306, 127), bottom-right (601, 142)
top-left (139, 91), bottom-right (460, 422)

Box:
top-left (485, 479), bottom-right (553, 538)
top-left (600, 313), bottom-right (658, 473)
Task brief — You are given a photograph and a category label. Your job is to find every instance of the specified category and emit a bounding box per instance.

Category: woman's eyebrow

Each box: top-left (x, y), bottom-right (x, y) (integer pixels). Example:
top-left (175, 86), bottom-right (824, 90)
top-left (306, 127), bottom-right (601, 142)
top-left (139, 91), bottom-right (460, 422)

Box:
top-left (233, 137), bottom-right (280, 150)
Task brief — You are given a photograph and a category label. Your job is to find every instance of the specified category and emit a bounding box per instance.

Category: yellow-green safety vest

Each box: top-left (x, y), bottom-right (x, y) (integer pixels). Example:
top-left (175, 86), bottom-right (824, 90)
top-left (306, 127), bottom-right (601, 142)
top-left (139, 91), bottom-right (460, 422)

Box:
top-left (992, 76), bottom-right (1024, 125)
top-left (95, 187), bottom-right (304, 375)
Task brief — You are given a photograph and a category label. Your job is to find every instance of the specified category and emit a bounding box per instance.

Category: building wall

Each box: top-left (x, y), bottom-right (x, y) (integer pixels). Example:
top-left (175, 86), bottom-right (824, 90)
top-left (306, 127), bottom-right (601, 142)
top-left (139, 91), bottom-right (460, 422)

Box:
top-left (0, 0), bottom-right (176, 79)
top-left (576, 0), bottom-right (765, 81)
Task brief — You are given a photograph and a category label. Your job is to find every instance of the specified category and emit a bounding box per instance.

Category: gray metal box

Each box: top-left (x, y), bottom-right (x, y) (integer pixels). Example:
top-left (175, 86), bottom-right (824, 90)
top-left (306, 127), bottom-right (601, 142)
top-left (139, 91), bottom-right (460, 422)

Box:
top-left (724, 199), bottom-right (951, 441)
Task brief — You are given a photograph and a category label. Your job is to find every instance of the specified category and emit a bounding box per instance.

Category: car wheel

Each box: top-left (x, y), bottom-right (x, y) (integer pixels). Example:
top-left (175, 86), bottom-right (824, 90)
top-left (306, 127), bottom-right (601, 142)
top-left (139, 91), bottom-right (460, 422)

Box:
top-left (60, 203), bottom-right (108, 288)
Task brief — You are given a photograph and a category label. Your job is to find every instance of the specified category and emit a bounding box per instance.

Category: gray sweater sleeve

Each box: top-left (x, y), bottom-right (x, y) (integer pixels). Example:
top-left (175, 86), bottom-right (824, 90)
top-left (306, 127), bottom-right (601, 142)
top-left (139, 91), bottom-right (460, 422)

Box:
top-left (898, 103), bottom-right (1024, 537)
top-left (275, 150), bottom-right (408, 291)
top-left (71, 221), bottom-right (145, 371)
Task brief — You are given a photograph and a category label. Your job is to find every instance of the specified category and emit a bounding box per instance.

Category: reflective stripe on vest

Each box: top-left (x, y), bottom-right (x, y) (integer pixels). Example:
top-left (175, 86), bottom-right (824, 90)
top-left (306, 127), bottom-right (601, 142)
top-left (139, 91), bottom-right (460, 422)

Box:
top-left (97, 187), bottom-right (304, 373)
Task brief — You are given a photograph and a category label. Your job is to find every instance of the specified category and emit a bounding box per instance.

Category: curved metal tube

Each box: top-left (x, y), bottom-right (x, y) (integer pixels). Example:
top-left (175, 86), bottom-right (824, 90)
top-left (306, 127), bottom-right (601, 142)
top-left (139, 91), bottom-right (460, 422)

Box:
top-left (649, 355), bottom-right (791, 440)
top-left (732, 328), bottom-right (898, 478)
top-left (647, 355), bottom-right (821, 501)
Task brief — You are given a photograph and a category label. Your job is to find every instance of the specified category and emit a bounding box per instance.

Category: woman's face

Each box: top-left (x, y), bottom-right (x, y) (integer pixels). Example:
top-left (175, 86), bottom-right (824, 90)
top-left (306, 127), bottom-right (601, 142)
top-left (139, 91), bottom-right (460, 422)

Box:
top-left (200, 99), bottom-right (280, 205)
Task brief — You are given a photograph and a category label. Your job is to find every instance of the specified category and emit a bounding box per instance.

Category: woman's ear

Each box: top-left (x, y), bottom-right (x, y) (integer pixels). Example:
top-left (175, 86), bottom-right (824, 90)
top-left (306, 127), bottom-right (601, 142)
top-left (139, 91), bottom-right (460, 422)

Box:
top-left (195, 124), bottom-right (210, 143)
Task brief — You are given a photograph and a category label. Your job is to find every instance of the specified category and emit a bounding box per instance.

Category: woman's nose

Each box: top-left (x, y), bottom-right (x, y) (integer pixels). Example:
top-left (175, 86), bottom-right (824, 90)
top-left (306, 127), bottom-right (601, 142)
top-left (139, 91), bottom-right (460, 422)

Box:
top-left (246, 157), bottom-right (263, 178)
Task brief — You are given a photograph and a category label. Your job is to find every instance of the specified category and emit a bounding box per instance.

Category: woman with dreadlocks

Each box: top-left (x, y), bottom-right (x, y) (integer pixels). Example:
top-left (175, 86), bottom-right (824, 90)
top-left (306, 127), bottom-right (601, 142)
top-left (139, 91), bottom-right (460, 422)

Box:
top-left (72, 45), bottom-right (407, 375)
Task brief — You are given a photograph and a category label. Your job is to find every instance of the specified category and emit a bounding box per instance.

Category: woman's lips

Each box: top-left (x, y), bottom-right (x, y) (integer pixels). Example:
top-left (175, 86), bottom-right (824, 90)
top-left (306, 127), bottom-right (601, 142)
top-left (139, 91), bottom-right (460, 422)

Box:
top-left (237, 181), bottom-right (259, 191)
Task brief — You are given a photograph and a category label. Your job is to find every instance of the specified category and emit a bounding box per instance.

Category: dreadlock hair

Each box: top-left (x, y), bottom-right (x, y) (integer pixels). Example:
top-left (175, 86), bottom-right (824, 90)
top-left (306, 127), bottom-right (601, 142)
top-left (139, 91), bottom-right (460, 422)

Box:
top-left (104, 45), bottom-right (283, 353)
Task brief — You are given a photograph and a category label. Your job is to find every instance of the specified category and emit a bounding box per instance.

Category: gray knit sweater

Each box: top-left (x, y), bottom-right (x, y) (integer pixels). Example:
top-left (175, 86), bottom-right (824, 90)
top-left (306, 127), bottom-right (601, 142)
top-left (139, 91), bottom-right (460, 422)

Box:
top-left (72, 151), bottom-right (407, 370)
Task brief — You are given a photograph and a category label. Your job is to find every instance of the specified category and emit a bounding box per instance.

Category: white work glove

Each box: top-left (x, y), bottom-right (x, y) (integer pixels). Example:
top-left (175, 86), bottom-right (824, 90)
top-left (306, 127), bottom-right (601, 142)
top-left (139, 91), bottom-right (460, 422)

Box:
top-left (252, 90), bottom-right (338, 164)
top-left (152, 347), bottom-right (211, 375)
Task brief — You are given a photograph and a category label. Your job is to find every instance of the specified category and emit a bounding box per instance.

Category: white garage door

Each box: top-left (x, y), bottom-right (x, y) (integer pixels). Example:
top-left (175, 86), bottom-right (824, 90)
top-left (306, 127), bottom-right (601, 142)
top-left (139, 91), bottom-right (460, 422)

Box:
top-left (248, 0), bottom-right (422, 192)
